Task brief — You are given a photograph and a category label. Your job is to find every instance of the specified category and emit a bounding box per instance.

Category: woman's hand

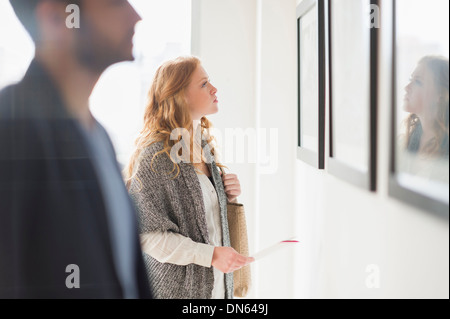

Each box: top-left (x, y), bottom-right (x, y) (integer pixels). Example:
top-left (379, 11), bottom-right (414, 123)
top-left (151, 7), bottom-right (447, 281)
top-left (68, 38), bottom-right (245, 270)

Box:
top-left (211, 247), bottom-right (254, 274)
top-left (221, 173), bottom-right (241, 202)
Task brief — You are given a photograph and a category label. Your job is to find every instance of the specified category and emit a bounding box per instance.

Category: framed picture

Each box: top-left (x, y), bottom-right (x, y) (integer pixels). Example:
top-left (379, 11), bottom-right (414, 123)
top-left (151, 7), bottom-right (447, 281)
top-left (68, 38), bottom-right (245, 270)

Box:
top-left (296, 0), bottom-right (326, 169)
top-left (389, 0), bottom-right (449, 217)
top-left (328, 0), bottom-right (378, 191)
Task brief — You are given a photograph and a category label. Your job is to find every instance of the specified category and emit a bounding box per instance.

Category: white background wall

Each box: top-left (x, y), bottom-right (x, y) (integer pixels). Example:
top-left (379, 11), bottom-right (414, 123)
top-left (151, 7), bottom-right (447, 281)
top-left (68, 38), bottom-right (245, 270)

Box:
top-left (193, 0), bottom-right (449, 299)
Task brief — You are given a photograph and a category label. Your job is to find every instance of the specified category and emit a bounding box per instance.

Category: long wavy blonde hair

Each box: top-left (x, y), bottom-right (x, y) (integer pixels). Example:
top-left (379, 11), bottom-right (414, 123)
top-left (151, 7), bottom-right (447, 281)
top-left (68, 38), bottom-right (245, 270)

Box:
top-left (124, 56), bottom-right (223, 189)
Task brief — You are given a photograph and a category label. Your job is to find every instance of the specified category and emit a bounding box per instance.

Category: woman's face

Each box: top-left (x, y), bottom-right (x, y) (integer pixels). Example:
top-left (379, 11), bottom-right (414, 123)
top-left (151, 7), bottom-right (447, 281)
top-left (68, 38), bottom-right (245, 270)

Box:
top-left (404, 63), bottom-right (439, 117)
top-left (185, 65), bottom-right (219, 120)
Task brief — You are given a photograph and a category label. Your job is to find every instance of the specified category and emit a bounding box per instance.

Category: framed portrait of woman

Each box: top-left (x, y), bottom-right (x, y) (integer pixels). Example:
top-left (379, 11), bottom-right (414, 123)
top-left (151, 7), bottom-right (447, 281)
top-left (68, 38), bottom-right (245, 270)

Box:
top-left (296, 0), bottom-right (326, 169)
top-left (328, 0), bottom-right (379, 191)
top-left (389, 0), bottom-right (449, 216)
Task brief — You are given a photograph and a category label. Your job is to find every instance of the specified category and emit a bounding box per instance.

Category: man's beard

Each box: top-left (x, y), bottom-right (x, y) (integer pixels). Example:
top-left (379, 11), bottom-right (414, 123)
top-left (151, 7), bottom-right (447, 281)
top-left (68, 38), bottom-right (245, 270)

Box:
top-left (74, 20), bottom-right (135, 73)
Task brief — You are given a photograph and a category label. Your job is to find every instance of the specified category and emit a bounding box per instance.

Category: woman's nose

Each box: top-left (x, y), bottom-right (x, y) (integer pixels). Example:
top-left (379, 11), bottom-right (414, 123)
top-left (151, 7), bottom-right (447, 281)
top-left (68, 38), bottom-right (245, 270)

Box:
top-left (405, 82), bottom-right (412, 93)
top-left (211, 84), bottom-right (217, 95)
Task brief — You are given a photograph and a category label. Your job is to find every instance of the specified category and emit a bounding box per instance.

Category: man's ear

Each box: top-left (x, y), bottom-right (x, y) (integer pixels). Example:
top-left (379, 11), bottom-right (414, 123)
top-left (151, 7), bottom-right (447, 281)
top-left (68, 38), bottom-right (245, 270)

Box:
top-left (35, 0), bottom-right (71, 43)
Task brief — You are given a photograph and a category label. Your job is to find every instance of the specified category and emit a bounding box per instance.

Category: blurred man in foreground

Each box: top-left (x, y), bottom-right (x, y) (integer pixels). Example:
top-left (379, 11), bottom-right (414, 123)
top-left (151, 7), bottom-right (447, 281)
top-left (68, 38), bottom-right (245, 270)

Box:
top-left (0, 0), bottom-right (151, 298)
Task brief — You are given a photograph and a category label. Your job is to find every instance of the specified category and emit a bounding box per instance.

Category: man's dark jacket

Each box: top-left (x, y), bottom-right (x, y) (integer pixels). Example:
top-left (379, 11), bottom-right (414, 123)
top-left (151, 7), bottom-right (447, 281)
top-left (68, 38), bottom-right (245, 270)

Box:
top-left (0, 61), bottom-right (151, 298)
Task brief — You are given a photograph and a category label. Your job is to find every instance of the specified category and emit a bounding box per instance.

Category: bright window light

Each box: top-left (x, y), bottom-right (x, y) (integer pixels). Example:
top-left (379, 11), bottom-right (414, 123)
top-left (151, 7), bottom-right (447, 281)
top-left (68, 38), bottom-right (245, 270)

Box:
top-left (0, 0), bottom-right (35, 89)
top-left (91, 0), bottom-right (192, 166)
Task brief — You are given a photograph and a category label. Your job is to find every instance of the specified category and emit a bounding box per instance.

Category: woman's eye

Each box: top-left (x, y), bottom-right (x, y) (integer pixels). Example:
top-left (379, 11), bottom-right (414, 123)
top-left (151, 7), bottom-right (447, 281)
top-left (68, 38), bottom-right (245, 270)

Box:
top-left (409, 78), bottom-right (422, 86)
top-left (202, 82), bottom-right (208, 88)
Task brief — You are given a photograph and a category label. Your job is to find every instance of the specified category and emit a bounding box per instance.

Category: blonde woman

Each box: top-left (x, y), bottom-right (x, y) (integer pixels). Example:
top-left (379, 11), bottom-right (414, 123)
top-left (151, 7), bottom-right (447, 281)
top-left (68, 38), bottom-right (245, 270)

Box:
top-left (403, 56), bottom-right (449, 157)
top-left (125, 56), bottom-right (253, 299)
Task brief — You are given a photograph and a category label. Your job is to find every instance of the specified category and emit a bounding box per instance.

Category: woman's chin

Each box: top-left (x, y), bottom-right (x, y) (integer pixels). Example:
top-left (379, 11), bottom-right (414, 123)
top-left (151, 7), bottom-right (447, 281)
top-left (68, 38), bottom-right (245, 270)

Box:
top-left (402, 102), bottom-right (412, 113)
top-left (209, 106), bottom-right (219, 115)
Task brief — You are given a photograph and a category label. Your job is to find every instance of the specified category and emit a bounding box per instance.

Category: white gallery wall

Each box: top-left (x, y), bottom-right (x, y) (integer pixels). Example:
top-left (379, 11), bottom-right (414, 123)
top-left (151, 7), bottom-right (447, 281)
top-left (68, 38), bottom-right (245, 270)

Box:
top-left (192, 0), bottom-right (297, 298)
top-left (193, 0), bottom-right (449, 299)
top-left (191, 0), bottom-right (258, 294)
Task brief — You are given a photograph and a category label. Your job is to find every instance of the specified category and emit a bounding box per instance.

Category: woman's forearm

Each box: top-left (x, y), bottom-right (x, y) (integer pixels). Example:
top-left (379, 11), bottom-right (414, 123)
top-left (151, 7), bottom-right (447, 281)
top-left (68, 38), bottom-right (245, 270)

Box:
top-left (140, 231), bottom-right (215, 267)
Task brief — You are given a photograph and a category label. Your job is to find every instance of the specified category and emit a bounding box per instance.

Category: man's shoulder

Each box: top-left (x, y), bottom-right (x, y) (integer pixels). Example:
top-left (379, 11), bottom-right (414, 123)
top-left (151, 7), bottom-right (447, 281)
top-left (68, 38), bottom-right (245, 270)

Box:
top-left (0, 83), bottom-right (20, 118)
top-left (0, 79), bottom-right (39, 120)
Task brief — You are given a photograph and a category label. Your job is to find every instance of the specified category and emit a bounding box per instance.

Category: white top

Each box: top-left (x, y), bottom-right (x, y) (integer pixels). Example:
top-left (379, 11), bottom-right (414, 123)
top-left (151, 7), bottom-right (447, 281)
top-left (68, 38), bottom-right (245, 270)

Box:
top-left (196, 172), bottom-right (225, 299)
top-left (140, 171), bottom-right (225, 299)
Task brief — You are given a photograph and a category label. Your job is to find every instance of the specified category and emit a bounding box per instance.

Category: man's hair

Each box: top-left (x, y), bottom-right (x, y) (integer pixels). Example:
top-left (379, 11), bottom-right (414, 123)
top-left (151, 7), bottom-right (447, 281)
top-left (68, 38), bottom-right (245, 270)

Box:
top-left (9, 0), bottom-right (40, 41)
top-left (9, 0), bottom-right (81, 42)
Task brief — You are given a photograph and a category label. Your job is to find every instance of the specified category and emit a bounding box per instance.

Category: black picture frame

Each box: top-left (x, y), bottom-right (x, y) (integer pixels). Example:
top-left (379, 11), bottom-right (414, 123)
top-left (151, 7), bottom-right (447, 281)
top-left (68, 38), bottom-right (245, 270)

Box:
top-left (296, 0), bottom-right (326, 169)
top-left (388, 0), bottom-right (449, 218)
top-left (327, 0), bottom-right (378, 191)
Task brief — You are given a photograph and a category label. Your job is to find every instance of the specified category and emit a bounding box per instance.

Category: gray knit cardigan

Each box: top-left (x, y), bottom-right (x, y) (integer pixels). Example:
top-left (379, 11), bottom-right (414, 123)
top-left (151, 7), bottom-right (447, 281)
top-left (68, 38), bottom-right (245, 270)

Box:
top-left (129, 140), bottom-right (233, 299)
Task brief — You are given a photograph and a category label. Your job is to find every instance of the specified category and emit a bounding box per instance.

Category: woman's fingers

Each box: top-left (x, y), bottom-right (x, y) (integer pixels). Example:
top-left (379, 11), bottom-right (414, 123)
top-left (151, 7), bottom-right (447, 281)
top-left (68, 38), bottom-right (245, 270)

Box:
top-left (224, 182), bottom-right (240, 190)
top-left (228, 251), bottom-right (254, 273)
top-left (212, 247), bottom-right (254, 274)
top-left (236, 255), bottom-right (254, 267)
top-left (222, 174), bottom-right (238, 185)
top-left (224, 185), bottom-right (241, 193)
top-left (222, 173), bottom-right (241, 200)
top-left (230, 256), bottom-right (254, 272)
top-left (224, 181), bottom-right (239, 187)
